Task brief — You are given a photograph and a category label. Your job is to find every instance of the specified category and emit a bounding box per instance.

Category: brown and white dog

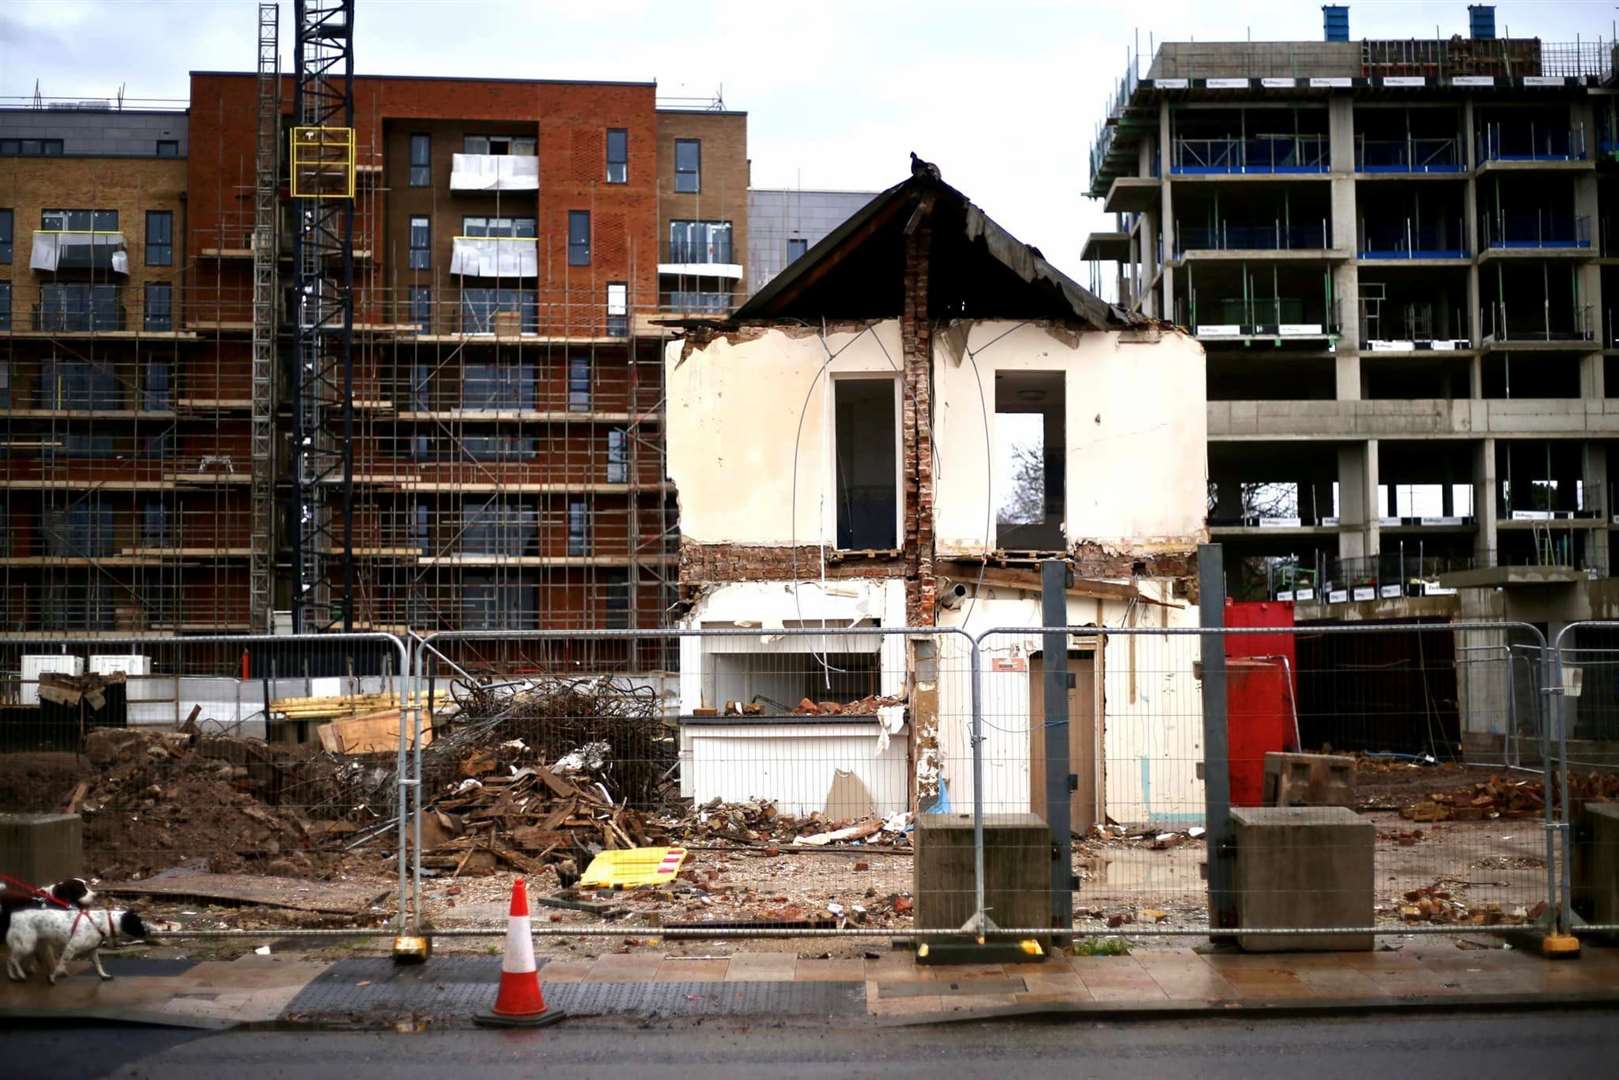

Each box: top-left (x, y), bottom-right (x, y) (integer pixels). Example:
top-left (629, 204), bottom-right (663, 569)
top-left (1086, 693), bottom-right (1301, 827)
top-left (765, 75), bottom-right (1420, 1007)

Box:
top-left (5, 904), bottom-right (147, 984)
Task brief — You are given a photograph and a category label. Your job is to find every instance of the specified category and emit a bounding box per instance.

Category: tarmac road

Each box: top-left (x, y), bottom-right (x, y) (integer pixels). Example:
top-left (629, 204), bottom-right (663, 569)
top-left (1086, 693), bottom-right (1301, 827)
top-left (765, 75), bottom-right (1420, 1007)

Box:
top-left (6, 1008), bottom-right (1613, 1080)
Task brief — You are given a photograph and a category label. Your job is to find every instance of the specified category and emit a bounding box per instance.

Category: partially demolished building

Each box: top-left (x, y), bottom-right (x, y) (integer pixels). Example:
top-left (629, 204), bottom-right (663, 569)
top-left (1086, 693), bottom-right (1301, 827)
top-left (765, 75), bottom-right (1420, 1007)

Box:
top-left (664, 163), bottom-right (1209, 826)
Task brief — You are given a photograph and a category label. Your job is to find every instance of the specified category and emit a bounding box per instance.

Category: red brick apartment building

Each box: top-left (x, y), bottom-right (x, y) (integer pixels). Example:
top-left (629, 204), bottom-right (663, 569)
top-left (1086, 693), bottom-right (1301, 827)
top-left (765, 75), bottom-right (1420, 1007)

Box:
top-left (0, 74), bottom-right (748, 635)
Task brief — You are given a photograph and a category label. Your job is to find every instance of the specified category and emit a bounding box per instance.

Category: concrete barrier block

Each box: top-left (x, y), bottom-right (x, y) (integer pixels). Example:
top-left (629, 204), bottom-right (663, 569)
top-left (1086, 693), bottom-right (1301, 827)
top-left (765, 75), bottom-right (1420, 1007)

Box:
top-left (1574, 802), bottom-right (1619, 931)
top-left (0, 812), bottom-right (83, 885)
top-left (1263, 751), bottom-right (1356, 808)
top-left (1233, 806), bottom-right (1373, 951)
top-left (914, 813), bottom-right (1049, 944)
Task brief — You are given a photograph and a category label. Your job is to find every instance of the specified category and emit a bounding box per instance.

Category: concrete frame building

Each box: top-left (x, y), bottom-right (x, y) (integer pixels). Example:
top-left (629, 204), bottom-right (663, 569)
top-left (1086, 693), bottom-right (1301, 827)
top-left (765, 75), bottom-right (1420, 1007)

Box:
top-left (1084, 4), bottom-right (1619, 640)
top-left (0, 71), bottom-right (748, 638)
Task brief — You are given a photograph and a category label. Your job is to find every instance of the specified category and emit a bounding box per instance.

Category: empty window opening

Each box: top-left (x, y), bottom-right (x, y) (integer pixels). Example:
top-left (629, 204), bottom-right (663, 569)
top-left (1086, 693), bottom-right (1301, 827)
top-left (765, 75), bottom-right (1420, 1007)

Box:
top-left (464, 134), bottom-right (536, 156)
top-left (833, 377), bottom-right (898, 550)
top-left (703, 650), bottom-right (881, 714)
top-left (995, 371), bottom-right (1065, 550)
top-left (606, 281), bottom-right (628, 336)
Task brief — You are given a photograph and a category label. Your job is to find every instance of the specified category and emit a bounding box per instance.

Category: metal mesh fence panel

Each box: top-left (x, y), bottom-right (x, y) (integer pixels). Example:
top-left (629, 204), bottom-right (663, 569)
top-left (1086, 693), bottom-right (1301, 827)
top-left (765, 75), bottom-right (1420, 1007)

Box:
top-left (1552, 622), bottom-right (1619, 936)
top-left (0, 633), bottom-right (413, 937)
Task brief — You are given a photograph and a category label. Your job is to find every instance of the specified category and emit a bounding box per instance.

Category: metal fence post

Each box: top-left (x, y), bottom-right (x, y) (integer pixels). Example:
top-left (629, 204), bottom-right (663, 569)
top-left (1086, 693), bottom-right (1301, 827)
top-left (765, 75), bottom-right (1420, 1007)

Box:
top-left (1198, 543), bottom-right (1236, 932)
top-left (968, 636), bottom-right (988, 940)
top-left (1040, 560), bottom-right (1073, 939)
top-left (1551, 626), bottom-right (1575, 938)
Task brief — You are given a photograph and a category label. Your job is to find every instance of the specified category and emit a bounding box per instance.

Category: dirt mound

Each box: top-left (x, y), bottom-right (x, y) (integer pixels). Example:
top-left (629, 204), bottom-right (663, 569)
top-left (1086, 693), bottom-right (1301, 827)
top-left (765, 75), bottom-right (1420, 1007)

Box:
top-left (0, 752), bottom-right (85, 813)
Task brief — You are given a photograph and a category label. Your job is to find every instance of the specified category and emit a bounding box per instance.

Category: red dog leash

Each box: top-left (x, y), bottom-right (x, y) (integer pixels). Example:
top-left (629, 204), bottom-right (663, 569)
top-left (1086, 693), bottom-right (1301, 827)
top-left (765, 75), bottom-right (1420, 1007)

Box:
top-left (0, 871), bottom-right (73, 910)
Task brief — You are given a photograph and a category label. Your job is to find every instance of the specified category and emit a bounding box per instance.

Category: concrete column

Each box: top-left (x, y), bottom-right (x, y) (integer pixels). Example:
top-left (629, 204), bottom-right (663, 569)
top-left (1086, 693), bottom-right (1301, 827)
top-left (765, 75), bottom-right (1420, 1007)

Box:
top-left (1584, 440), bottom-right (1609, 573)
top-left (1337, 440), bottom-right (1379, 561)
top-left (1464, 101), bottom-right (1485, 348)
top-left (1473, 438), bottom-right (1498, 564)
top-left (1140, 206), bottom-right (1160, 319)
top-left (1159, 101), bottom-right (1176, 323)
top-left (1330, 96), bottom-right (1361, 400)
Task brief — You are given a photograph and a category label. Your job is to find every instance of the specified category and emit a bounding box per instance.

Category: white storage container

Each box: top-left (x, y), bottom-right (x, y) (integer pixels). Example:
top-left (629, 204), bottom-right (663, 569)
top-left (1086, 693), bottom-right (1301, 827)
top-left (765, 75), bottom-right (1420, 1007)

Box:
top-left (20, 655), bottom-right (85, 706)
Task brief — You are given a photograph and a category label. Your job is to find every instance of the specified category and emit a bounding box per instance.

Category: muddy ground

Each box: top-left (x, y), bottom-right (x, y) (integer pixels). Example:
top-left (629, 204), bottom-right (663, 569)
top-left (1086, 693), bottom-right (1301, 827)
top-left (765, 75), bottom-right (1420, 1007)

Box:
top-left (1, 751), bottom-right (1559, 962)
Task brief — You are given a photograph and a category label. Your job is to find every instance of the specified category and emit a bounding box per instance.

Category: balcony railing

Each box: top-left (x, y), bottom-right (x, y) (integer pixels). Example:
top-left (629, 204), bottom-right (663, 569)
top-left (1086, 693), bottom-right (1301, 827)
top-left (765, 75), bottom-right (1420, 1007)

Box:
top-left (1191, 297), bottom-right (1340, 338)
top-left (1477, 124), bottom-right (1588, 163)
top-left (1481, 301), bottom-right (1594, 343)
top-left (1358, 218), bottom-right (1468, 259)
top-left (1170, 134), bottom-right (1329, 175)
top-left (1480, 211), bottom-right (1591, 250)
top-left (1355, 136), bottom-right (1465, 174)
top-left (1175, 220), bottom-right (1329, 256)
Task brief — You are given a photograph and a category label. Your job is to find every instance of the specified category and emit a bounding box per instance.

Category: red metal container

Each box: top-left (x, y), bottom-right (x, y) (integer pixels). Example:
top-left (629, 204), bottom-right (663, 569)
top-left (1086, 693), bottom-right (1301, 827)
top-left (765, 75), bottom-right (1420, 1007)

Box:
top-left (1222, 600), bottom-right (1299, 806)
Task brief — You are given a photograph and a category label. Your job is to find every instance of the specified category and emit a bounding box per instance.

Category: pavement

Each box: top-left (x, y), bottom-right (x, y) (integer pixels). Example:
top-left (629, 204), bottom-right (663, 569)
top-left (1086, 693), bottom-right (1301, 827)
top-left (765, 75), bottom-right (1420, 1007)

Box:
top-left (2, 940), bottom-right (1618, 1030)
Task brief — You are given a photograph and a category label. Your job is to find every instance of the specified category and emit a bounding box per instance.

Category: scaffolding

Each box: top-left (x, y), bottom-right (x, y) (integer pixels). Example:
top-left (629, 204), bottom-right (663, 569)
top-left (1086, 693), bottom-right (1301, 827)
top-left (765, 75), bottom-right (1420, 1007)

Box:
top-left (249, 2), bottom-right (279, 633)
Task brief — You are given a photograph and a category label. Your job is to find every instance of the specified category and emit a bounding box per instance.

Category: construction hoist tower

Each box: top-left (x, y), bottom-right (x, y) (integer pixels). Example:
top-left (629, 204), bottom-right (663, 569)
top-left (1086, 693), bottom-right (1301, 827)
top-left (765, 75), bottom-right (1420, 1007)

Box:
top-left (249, 2), bottom-right (280, 633)
top-left (289, 0), bottom-right (356, 632)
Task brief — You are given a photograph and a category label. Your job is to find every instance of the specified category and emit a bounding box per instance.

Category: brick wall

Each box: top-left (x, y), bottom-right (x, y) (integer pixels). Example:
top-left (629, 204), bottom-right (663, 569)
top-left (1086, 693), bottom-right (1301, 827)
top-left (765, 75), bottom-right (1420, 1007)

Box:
top-left (901, 217), bottom-right (936, 625)
top-left (654, 110), bottom-right (749, 301)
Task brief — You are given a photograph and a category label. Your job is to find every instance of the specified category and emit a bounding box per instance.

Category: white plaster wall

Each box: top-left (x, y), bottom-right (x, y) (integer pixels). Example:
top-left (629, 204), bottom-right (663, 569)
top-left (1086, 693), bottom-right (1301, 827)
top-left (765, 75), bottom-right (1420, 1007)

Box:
top-left (665, 322), bottom-right (903, 546)
top-left (932, 321), bottom-right (1207, 555)
top-left (682, 724), bottom-right (909, 816)
top-left (935, 583), bottom-right (1204, 827)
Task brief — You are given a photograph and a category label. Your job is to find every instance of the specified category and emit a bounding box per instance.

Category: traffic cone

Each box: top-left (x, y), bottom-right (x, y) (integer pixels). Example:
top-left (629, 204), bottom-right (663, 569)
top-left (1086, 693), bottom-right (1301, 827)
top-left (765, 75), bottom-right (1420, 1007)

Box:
top-left (475, 877), bottom-right (566, 1027)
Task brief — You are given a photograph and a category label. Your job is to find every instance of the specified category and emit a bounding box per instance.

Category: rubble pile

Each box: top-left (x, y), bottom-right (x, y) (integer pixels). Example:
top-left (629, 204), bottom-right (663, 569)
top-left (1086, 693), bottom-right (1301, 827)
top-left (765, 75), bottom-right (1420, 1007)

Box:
top-left (72, 728), bottom-right (341, 879)
top-left (1386, 882), bottom-right (1547, 926)
top-left (1399, 771), bottom-right (1619, 822)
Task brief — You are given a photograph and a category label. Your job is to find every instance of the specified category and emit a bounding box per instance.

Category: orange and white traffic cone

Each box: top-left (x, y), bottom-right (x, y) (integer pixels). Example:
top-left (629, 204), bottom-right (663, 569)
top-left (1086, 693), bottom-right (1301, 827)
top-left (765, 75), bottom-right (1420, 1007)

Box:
top-left (475, 877), bottom-right (565, 1028)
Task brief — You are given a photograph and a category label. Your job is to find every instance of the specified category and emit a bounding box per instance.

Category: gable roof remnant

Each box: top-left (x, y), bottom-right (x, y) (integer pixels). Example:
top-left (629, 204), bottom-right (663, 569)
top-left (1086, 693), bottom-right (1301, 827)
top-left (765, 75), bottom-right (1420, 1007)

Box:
top-left (722, 156), bottom-right (1142, 331)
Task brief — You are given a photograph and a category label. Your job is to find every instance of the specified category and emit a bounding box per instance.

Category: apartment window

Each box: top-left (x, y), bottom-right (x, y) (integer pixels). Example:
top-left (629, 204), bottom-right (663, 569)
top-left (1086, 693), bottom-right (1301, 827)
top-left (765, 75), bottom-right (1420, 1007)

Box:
top-left (409, 133), bottom-right (431, 186)
top-left (410, 285), bottom-right (431, 331)
top-left (408, 215), bottom-right (430, 269)
top-left (606, 128), bottom-right (628, 183)
top-left (155, 140), bottom-right (179, 158)
top-left (44, 498), bottom-right (117, 557)
top-left (568, 210), bottom-right (591, 266)
top-left (38, 283), bottom-right (120, 332)
top-left (40, 360), bottom-right (119, 409)
top-left (567, 500), bottom-right (590, 556)
top-left (606, 281), bottom-right (628, 336)
top-left (409, 503), bottom-right (431, 554)
top-left (787, 237), bottom-right (809, 262)
top-left (460, 288), bottom-right (537, 334)
top-left (833, 378), bottom-right (899, 550)
top-left (144, 211), bottom-right (173, 265)
top-left (461, 500), bottom-right (537, 556)
top-left (567, 355), bottom-right (591, 411)
top-left (462, 573), bottom-right (536, 630)
top-left (0, 360), bottom-right (9, 407)
top-left (143, 282), bottom-right (172, 331)
top-left (995, 371), bottom-right (1066, 551)
top-left (411, 364), bottom-right (432, 410)
top-left (462, 361), bottom-right (536, 410)
top-left (0, 209), bottom-right (11, 263)
top-left (674, 138), bottom-right (701, 193)
top-left (603, 571), bottom-right (630, 629)
top-left (607, 427), bottom-right (628, 483)
top-left (0, 282), bottom-right (9, 332)
top-left (144, 360), bottom-right (172, 410)
top-left (461, 216), bottom-right (536, 238)
top-left (42, 209), bottom-right (117, 231)
top-left (461, 435), bottom-right (536, 461)
top-left (668, 220), bottom-right (733, 263)
top-left (463, 135), bottom-right (536, 156)
top-left (0, 139), bottom-right (63, 156)
top-left (141, 498), bottom-right (173, 547)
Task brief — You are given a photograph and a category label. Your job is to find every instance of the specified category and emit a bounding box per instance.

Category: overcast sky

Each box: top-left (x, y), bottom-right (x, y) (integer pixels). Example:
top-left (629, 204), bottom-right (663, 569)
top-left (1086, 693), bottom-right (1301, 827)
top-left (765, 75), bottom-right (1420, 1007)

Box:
top-left (1, 0), bottom-right (1612, 274)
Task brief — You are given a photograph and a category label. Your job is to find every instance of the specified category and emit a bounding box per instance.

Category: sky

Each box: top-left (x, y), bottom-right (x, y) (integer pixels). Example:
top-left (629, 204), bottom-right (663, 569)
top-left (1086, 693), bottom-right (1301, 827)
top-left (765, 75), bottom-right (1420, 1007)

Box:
top-left (0, 0), bottom-right (1613, 274)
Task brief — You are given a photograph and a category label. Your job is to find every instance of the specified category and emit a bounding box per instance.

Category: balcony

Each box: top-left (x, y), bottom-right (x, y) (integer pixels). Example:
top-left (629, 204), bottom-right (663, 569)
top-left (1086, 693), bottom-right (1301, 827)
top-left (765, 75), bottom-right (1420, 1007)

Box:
top-left (660, 226), bottom-right (742, 280)
top-left (450, 236), bottom-right (538, 277)
top-left (1170, 135), bottom-right (1328, 176)
top-left (1175, 220), bottom-right (1331, 258)
top-left (1355, 136), bottom-right (1465, 175)
top-left (1481, 302), bottom-right (1594, 345)
top-left (29, 231), bottom-right (129, 274)
top-left (448, 153), bottom-right (538, 192)
top-left (1480, 211), bottom-right (1591, 251)
top-left (31, 300), bottom-right (125, 333)
top-left (1191, 297), bottom-right (1339, 341)
top-left (1477, 124), bottom-right (1589, 164)
top-left (1358, 218), bottom-right (1468, 260)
